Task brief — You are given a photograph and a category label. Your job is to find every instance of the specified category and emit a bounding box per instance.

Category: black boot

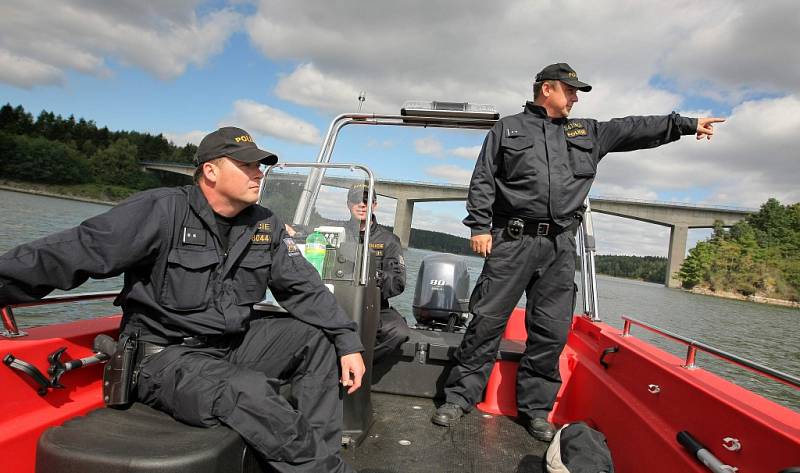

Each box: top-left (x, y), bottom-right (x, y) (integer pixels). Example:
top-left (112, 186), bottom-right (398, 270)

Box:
top-left (524, 417), bottom-right (555, 442)
top-left (430, 403), bottom-right (464, 427)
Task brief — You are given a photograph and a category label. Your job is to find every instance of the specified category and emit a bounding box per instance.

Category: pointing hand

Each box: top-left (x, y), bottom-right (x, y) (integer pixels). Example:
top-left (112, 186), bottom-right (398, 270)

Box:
top-left (696, 117), bottom-right (726, 140)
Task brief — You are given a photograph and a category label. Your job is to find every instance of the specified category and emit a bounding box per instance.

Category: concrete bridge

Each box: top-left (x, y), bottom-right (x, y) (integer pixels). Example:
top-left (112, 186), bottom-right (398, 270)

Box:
top-left (142, 162), bottom-right (752, 287)
top-left (370, 183), bottom-right (750, 288)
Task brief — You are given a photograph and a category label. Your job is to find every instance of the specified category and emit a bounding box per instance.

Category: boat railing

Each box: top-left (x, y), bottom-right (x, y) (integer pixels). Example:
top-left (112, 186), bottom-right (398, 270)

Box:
top-left (578, 198), bottom-right (600, 321)
top-left (621, 316), bottom-right (800, 390)
top-left (1, 291), bottom-right (119, 338)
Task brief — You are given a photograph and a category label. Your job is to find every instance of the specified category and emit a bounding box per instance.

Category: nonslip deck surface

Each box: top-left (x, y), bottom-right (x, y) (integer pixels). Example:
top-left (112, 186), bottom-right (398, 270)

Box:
top-left (343, 393), bottom-right (548, 473)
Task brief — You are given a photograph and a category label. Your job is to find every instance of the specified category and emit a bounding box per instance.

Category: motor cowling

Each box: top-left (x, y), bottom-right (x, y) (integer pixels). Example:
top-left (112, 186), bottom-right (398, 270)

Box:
top-left (412, 254), bottom-right (470, 330)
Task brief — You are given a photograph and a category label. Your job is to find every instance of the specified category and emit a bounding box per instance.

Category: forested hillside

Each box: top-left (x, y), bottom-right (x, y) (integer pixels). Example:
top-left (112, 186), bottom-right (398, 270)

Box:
top-left (595, 255), bottom-right (666, 283)
top-left (677, 199), bottom-right (799, 302)
top-left (0, 103), bottom-right (193, 200)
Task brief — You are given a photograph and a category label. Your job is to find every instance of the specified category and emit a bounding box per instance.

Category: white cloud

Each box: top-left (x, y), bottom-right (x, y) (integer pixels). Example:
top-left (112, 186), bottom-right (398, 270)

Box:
top-left (367, 139), bottom-right (395, 149)
top-left (163, 130), bottom-right (207, 147)
top-left (244, 0), bottom-right (757, 117)
top-left (594, 94), bottom-right (800, 208)
top-left (449, 145), bottom-right (481, 160)
top-left (592, 214), bottom-right (670, 257)
top-left (274, 63), bottom-right (395, 113)
top-left (425, 164), bottom-right (472, 185)
top-left (0, 0), bottom-right (240, 86)
top-left (660, 0), bottom-right (800, 102)
top-left (224, 99), bottom-right (322, 145)
top-left (0, 49), bottom-right (63, 88)
top-left (414, 137), bottom-right (444, 156)
top-left (591, 213), bottom-right (713, 258)
top-left (410, 203), bottom-right (470, 238)
top-left (591, 183), bottom-right (659, 202)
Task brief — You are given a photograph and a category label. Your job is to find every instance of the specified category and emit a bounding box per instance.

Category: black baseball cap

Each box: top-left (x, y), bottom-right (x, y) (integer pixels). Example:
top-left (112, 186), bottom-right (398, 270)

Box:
top-left (535, 63), bottom-right (592, 92)
top-left (347, 184), bottom-right (376, 204)
top-left (193, 127), bottom-right (278, 166)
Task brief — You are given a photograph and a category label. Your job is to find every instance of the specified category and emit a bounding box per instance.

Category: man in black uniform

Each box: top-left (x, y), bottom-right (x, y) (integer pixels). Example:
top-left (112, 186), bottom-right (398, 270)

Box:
top-left (0, 127), bottom-right (365, 472)
top-left (431, 63), bottom-right (724, 441)
top-left (343, 184), bottom-right (410, 361)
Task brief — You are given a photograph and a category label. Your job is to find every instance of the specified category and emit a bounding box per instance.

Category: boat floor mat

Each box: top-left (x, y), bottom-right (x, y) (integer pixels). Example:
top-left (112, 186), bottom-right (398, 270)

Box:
top-left (344, 392), bottom-right (547, 473)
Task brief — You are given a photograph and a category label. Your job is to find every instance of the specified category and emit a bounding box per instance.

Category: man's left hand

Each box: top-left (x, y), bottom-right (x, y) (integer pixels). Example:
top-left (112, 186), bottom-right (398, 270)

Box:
top-left (696, 117), bottom-right (726, 140)
top-left (340, 352), bottom-right (365, 394)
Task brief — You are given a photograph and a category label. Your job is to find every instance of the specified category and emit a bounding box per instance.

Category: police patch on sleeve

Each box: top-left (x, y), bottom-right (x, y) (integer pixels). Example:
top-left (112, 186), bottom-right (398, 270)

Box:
top-left (282, 238), bottom-right (301, 256)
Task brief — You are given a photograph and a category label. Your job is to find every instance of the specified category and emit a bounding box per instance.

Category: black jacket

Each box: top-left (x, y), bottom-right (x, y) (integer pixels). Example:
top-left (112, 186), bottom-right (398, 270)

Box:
top-left (463, 102), bottom-right (698, 234)
top-left (0, 185), bottom-right (363, 356)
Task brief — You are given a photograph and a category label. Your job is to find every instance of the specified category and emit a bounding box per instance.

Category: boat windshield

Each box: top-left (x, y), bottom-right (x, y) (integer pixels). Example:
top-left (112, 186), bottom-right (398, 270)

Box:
top-left (259, 163), bottom-right (375, 284)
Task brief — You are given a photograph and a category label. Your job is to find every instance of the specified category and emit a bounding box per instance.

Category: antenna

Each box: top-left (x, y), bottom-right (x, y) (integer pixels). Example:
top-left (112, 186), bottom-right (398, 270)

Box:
top-left (357, 91), bottom-right (366, 112)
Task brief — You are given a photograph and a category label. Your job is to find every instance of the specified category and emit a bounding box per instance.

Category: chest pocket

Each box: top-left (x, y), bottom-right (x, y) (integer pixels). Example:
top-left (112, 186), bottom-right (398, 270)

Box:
top-left (500, 134), bottom-right (536, 179)
top-left (232, 249), bottom-right (272, 305)
top-left (161, 248), bottom-right (219, 311)
top-left (566, 137), bottom-right (596, 177)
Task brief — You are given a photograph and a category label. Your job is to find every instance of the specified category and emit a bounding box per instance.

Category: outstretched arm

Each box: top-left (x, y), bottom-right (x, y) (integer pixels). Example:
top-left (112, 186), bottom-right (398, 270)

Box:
top-left (696, 117), bottom-right (726, 140)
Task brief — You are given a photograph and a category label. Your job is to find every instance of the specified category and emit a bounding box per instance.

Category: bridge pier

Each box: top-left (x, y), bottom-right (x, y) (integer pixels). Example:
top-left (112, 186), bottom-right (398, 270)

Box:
top-left (393, 198), bottom-right (415, 249)
top-left (666, 224), bottom-right (688, 288)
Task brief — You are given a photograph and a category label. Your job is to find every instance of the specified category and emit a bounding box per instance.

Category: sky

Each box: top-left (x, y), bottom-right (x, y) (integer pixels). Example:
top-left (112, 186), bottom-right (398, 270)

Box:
top-left (1, 0), bottom-right (798, 257)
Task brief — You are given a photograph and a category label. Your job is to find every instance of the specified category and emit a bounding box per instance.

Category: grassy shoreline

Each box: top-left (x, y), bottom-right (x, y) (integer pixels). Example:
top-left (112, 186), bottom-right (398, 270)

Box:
top-left (688, 286), bottom-right (799, 309)
top-left (0, 180), bottom-right (122, 205)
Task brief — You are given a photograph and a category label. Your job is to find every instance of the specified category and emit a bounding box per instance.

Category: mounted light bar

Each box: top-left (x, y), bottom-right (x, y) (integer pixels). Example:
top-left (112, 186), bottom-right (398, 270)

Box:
top-left (401, 100), bottom-right (499, 120)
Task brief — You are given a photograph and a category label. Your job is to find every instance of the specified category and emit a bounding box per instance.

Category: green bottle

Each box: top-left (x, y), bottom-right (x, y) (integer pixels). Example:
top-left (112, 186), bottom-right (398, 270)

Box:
top-left (305, 231), bottom-right (328, 276)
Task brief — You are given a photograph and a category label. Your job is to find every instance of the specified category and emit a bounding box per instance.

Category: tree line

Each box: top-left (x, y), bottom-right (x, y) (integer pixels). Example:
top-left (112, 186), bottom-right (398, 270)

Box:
top-left (595, 255), bottom-right (667, 283)
top-left (677, 198), bottom-right (799, 302)
top-left (0, 103), bottom-right (193, 200)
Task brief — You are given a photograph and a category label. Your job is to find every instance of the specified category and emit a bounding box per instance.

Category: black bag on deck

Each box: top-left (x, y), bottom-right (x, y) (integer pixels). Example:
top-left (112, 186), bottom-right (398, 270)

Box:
top-left (545, 422), bottom-right (614, 473)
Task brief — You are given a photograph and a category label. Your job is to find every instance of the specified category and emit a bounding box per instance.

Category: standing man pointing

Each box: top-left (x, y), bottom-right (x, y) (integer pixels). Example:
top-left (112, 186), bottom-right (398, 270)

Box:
top-left (431, 63), bottom-right (724, 441)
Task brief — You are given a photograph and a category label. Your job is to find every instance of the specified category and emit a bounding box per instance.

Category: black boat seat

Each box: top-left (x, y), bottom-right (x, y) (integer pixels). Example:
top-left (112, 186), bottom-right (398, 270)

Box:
top-left (36, 403), bottom-right (265, 473)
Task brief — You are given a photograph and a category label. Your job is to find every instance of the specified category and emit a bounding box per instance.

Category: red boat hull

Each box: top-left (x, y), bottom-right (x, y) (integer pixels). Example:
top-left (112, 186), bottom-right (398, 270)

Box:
top-left (1, 312), bottom-right (799, 473)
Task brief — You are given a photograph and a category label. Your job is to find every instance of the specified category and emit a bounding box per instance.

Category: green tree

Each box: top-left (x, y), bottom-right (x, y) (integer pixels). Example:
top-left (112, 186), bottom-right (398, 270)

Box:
top-left (0, 104), bottom-right (35, 134)
top-left (0, 133), bottom-right (89, 184)
top-left (678, 199), bottom-right (800, 301)
top-left (89, 139), bottom-right (143, 186)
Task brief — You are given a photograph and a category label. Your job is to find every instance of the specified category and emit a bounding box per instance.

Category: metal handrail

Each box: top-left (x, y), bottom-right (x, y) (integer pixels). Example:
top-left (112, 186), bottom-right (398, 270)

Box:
top-left (1, 291), bottom-right (119, 338)
top-left (621, 316), bottom-right (800, 389)
top-left (579, 199), bottom-right (600, 321)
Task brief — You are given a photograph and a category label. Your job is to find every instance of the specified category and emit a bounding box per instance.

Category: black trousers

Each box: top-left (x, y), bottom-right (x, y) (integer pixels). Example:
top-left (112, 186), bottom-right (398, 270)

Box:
top-left (373, 306), bottom-right (411, 362)
top-left (444, 228), bottom-right (577, 422)
top-left (136, 317), bottom-right (354, 473)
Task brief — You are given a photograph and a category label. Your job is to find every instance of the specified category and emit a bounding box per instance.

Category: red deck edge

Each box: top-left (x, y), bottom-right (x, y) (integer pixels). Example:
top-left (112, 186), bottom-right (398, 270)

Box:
top-left (478, 308), bottom-right (800, 473)
top-left (0, 315), bottom-right (121, 473)
top-left (3, 311), bottom-right (799, 473)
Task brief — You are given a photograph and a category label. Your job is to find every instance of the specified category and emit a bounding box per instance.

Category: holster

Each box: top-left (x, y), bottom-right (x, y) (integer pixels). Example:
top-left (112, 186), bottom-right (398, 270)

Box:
top-left (102, 333), bottom-right (138, 407)
top-left (505, 218), bottom-right (525, 240)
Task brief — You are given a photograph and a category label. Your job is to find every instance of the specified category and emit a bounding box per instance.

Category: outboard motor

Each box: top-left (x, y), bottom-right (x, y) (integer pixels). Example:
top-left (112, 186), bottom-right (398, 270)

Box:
top-left (412, 254), bottom-right (470, 331)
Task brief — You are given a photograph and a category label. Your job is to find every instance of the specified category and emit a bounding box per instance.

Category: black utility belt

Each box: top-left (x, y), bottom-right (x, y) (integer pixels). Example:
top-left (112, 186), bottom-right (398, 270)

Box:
top-left (493, 217), bottom-right (578, 239)
top-left (139, 334), bottom-right (227, 350)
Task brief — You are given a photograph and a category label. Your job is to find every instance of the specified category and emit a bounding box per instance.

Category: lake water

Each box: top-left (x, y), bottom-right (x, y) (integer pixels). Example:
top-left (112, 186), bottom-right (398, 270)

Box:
top-left (1, 189), bottom-right (798, 411)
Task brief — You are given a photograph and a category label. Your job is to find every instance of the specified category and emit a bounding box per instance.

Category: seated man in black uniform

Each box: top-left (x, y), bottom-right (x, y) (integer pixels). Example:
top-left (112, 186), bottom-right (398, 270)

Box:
top-left (342, 184), bottom-right (411, 361)
top-left (0, 127), bottom-right (365, 473)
